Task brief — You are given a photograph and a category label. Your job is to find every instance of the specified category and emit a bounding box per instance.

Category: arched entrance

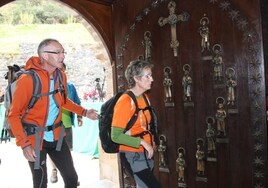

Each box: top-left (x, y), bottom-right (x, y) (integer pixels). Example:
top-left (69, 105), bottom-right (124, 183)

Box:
top-left (0, 0), bottom-right (119, 187)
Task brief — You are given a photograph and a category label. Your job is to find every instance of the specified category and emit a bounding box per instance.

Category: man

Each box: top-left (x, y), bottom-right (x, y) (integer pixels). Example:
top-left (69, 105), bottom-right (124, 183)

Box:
top-left (8, 38), bottom-right (98, 188)
top-left (50, 62), bottom-right (82, 184)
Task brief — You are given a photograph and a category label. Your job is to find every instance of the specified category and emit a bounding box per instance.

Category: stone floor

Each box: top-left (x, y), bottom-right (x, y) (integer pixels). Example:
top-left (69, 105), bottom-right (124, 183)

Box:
top-left (0, 141), bottom-right (115, 188)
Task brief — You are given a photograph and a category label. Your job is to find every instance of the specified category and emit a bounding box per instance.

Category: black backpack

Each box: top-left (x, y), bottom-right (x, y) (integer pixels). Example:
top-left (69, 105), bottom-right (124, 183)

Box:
top-left (98, 90), bottom-right (157, 153)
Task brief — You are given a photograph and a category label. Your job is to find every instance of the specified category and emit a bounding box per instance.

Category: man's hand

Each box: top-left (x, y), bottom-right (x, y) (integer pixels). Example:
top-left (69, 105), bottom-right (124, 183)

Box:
top-left (22, 145), bottom-right (36, 162)
top-left (86, 109), bottom-right (99, 120)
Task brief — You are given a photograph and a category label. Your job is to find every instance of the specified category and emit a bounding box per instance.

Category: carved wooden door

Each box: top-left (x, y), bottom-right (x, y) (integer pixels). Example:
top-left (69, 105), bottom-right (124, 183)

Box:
top-left (113, 0), bottom-right (267, 187)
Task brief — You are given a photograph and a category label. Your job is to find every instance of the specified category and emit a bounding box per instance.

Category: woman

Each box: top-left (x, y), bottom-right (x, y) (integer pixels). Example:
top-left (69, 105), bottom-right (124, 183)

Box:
top-left (111, 60), bottom-right (161, 188)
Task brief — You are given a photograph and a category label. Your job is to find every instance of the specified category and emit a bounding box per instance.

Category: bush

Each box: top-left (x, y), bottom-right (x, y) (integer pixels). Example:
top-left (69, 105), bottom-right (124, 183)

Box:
top-left (19, 13), bottom-right (34, 24)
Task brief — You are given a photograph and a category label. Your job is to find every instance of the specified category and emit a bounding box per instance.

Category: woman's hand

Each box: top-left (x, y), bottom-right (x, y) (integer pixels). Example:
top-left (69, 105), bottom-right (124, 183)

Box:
top-left (140, 139), bottom-right (154, 159)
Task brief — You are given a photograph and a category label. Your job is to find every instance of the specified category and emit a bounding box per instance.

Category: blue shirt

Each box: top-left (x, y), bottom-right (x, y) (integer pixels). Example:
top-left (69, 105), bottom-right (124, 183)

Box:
top-left (44, 79), bottom-right (59, 142)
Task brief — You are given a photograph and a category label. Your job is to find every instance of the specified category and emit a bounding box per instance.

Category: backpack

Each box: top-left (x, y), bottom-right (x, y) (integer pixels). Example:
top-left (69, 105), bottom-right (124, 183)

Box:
top-left (98, 90), bottom-right (158, 153)
top-left (1, 65), bottom-right (64, 141)
top-left (1, 65), bottom-right (22, 141)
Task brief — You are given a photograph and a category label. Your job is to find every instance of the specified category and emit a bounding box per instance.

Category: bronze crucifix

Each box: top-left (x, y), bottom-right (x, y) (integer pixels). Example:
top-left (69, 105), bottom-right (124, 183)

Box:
top-left (158, 1), bottom-right (189, 57)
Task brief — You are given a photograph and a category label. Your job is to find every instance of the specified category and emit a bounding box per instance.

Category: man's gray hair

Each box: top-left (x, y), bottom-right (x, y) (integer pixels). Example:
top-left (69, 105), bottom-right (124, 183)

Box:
top-left (37, 38), bottom-right (59, 56)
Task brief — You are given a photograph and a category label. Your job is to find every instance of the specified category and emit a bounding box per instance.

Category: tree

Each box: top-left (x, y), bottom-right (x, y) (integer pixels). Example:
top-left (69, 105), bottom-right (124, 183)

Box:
top-left (0, 0), bottom-right (77, 24)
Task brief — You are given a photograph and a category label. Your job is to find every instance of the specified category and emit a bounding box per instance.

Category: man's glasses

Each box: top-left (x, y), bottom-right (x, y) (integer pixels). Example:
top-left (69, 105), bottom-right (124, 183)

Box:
top-left (43, 51), bottom-right (67, 55)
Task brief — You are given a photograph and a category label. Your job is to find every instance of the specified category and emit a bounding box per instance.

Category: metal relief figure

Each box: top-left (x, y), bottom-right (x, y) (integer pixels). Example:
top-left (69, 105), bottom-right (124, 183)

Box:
top-left (95, 68), bottom-right (106, 102)
top-left (199, 14), bottom-right (210, 52)
top-left (163, 67), bottom-right (173, 103)
top-left (182, 64), bottom-right (192, 102)
top-left (196, 138), bottom-right (205, 176)
top-left (158, 135), bottom-right (167, 169)
top-left (212, 44), bottom-right (224, 81)
top-left (142, 31), bottom-right (152, 62)
top-left (176, 147), bottom-right (186, 186)
top-left (226, 68), bottom-right (237, 106)
top-left (158, 1), bottom-right (189, 56)
top-left (206, 117), bottom-right (217, 161)
top-left (215, 97), bottom-right (227, 137)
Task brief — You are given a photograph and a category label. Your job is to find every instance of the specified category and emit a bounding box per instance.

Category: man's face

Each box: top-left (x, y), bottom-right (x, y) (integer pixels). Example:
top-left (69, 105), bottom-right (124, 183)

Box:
top-left (41, 41), bottom-right (65, 69)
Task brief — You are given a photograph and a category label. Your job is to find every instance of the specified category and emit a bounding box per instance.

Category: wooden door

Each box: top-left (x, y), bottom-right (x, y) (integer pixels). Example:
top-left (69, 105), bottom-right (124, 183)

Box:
top-left (113, 0), bottom-right (267, 187)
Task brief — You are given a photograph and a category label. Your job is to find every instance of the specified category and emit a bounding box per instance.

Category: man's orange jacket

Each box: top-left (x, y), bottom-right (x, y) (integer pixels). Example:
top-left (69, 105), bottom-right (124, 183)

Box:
top-left (8, 56), bottom-right (87, 150)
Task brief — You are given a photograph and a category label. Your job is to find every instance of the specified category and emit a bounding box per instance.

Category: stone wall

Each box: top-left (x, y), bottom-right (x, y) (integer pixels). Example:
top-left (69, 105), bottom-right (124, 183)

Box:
top-left (0, 42), bottom-right (113, 100)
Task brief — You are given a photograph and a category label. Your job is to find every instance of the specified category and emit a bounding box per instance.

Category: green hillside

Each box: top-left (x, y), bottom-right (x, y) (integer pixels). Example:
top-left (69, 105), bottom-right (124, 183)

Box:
top-left (0, 23), bottom-right (96, 53)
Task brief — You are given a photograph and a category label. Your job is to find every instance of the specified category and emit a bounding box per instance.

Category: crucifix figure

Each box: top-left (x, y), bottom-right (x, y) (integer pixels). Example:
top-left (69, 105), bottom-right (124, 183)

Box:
top-left (158, 1), bottom-right (189, 57)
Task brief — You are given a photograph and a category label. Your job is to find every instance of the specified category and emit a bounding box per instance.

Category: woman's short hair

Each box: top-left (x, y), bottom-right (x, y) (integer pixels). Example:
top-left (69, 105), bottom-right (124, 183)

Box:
top-left (125, 59), bottom-right (154, 88)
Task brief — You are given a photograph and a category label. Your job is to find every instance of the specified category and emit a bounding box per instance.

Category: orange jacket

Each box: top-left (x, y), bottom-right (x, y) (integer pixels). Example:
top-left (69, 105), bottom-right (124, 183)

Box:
top-left (8, 56), bottom-right (87, 150)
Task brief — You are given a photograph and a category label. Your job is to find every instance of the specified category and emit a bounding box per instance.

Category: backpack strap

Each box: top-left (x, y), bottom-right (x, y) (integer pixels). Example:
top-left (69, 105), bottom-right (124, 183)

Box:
top-left (129, 93), bottom-right (158, 144)
top-left (142, 94), bottom-right (158, 145)
top-left (143, 95), bottom-right (157, 128)
top-left (19, 70), bottom-right (42, 120)
top-left (130, 94), bottom-right (152, 139)
top-left (124, 91), bottom-right (156, 133)
top-left (32, 69), bottom-right (65, 98)
top-left (124, 90), bottom-right (139, 133)
top-left (26, 70), bottom-right (42, 109)
top-left (55, 68), bottom-right (66, 101)
top-left (22, 69), bottom-right (65, 119)
top-left (22, 121), bottom-right (64, 169)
